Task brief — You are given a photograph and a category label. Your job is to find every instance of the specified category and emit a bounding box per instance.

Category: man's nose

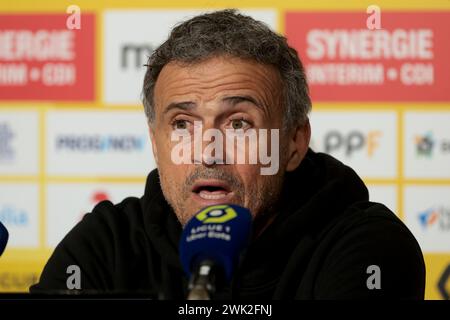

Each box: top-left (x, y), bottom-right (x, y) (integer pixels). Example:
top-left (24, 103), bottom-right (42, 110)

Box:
top-left (191, 120), bottom-right (226, 166)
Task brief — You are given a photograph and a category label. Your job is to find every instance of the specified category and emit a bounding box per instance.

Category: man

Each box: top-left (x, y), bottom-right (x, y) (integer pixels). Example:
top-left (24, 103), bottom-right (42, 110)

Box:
top-left (30, 9), bottom-right (425, 299)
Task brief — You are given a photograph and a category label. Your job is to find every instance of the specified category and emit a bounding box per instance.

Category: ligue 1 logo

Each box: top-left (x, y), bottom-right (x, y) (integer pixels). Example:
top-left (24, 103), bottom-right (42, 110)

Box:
top-left (195, 205), bottom-right (238, 224)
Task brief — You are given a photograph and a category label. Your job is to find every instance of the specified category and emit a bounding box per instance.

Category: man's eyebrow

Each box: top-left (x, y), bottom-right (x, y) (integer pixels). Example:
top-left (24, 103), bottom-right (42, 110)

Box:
top-left (222, 95), bottom-right (263, 110)
top-left (163, 101), bottom-right (197, 115)
top-left (162, 95), bottom-right (265, 116)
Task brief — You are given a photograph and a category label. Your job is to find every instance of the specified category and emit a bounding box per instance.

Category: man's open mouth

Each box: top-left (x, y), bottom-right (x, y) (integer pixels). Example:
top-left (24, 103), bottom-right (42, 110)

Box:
top-left (191, 181), bottom-right (232, 200)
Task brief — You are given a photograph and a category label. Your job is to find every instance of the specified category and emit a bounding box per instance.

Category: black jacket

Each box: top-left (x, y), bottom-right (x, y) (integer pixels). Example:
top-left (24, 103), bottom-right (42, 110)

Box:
top-left (30, 149), bottom-right (426, 299)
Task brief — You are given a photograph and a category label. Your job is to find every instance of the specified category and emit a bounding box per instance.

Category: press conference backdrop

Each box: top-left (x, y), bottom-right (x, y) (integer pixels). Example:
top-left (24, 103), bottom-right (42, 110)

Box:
top-left (0, 0), bottom-right (449, 299)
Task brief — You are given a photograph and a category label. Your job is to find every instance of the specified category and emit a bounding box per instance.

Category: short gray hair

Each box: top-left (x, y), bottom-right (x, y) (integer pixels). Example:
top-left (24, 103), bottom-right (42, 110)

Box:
top-left (142, 9), bottom-right (311, 129)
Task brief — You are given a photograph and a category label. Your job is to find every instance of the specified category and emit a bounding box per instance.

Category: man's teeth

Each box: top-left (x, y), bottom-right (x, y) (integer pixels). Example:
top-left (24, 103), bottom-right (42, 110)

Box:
top-left (198, 190), bottom-right (228, 200)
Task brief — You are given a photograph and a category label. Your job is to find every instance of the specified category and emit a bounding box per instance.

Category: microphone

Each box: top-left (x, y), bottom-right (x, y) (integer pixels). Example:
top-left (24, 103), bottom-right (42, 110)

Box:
top-left (0, 221), bottom-right (9, 257)
top-left (179, 204), bottom-right (252, 300)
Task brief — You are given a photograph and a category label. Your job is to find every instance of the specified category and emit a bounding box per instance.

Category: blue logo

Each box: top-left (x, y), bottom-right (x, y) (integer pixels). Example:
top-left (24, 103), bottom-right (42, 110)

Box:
top-left (0, 205), bottom-right (29, 227)
top-left (418, 208), bottom-right (439, 228)
top-left (55, 134), bottom-right (145, 152)
top-left (0, 122), bottom-right (15, 162)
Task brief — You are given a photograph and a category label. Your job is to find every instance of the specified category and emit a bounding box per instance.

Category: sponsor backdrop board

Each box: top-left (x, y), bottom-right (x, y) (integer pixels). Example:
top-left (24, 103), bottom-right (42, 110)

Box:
top-left (0, 0), bottom-right (449, 299)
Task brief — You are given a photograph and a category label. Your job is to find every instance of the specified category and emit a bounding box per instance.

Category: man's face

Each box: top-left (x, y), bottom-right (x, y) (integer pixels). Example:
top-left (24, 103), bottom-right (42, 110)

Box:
top-left (150, 56), bottom-right (291, 226)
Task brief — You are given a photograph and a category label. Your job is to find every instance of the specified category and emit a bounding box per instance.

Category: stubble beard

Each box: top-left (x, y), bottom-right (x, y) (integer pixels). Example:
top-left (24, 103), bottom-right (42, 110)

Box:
top-left (159, 165), bottom-right (285, 227)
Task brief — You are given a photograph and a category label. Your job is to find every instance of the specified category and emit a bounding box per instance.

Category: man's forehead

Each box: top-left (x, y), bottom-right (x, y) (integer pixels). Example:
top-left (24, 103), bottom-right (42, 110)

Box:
top-left (154, 56), bottom-right (283, 108)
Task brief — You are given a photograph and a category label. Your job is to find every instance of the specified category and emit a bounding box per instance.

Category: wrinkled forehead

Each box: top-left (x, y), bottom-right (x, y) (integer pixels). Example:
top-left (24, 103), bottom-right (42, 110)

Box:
top-left (153, 56), bottom-right (284, 114)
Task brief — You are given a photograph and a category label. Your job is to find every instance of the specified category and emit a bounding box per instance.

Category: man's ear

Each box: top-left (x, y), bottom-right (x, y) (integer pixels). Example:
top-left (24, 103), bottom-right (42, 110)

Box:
top-left (148, 125), bottom-right (159, 166)
top-left (285, 119), bottom-right (311, 172)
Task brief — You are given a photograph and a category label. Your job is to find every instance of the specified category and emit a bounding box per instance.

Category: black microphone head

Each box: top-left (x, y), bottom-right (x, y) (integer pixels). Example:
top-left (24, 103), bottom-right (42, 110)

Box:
top-left (0, 221), bottom-right (9, 256)
top-left (179, 204), bottom-right (252, 283)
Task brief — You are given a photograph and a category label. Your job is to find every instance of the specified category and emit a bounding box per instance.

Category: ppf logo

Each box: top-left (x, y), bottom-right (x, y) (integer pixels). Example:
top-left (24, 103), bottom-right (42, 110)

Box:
top-left (309, 111), bottom-right (396, 179)
top-left (324, 130), bottom-right (382, 158)
top-left (415, 131), bottom-right (450, 157)
top-left (418, 207), bottom-right (450, 231)
top-left (55, 134), bottom-right (145, 153)
top-left (0, 122), bottom-right (14, 162)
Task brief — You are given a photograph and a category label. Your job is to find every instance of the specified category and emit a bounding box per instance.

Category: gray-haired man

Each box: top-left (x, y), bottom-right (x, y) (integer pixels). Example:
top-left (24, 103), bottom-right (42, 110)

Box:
top-left (31, 9), bottom-right (425, 299)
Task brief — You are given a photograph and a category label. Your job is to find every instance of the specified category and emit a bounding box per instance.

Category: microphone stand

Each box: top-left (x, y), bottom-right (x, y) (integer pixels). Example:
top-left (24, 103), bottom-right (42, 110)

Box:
top-left (187, 260), bottom-right (216, 300)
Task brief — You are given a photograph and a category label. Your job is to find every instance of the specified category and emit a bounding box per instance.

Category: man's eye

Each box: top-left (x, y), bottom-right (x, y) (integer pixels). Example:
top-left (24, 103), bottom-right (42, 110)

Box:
top-left (230, 119), bottom-right (250, 130)
top-left (173, 119), bottom-right (189, 130)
